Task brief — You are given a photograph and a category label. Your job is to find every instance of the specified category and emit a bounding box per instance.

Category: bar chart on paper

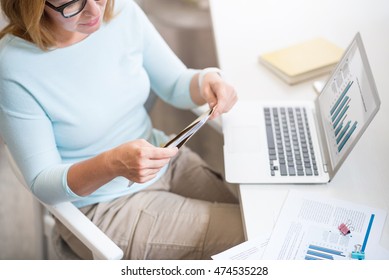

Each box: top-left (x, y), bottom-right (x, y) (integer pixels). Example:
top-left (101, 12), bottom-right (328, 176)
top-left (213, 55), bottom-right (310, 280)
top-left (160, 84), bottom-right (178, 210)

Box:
top-left (305, 244), bottom-right (347, 260)
top-left (298, 226), bottom-right (354, 261)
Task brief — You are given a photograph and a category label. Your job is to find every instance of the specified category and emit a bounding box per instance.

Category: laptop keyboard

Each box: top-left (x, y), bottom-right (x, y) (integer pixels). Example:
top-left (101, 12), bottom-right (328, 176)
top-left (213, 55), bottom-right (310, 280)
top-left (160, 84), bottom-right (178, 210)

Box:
top-left (264, 107), bottom-right (319, 177)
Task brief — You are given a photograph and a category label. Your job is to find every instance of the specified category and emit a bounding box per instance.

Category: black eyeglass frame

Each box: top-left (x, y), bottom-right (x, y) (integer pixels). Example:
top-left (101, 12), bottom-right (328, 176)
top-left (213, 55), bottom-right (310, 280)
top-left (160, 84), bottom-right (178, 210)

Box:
top-left (45, 0), bottom-right (88, 18)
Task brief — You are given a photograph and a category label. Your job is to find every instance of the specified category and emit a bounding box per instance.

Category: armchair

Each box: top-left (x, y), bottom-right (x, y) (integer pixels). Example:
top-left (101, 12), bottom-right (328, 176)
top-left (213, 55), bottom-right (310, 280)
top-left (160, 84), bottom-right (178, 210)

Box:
top-left (4, 143), bottom-right (123, 260)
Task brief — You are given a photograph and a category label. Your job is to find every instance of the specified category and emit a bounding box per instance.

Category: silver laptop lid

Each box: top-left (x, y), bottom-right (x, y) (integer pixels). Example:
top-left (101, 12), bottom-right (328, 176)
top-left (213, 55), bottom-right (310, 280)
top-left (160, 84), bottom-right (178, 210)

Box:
top-left (315, 32), bottom-right (380, 180)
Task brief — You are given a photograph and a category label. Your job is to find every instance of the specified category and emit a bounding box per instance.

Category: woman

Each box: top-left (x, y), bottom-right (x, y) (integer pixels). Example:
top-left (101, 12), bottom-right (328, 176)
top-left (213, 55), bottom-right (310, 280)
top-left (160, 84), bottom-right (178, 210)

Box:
top-left (0, 0), bottom-right (244, 259)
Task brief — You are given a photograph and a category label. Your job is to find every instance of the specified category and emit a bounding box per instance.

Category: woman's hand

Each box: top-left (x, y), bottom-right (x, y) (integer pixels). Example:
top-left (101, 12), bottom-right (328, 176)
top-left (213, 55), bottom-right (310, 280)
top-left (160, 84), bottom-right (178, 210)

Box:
top-left (109, 139), bottom-right (178, 183)
top-left (192, 70), bottom-right (238, 120)
top-left (67, 139), bottom-right (177, 197)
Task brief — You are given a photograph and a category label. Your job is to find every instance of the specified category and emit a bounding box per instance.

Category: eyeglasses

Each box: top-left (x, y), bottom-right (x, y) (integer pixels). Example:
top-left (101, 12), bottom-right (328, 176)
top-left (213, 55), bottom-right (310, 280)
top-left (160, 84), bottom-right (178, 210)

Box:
top-left (45, 0), bottom-right (88, 18)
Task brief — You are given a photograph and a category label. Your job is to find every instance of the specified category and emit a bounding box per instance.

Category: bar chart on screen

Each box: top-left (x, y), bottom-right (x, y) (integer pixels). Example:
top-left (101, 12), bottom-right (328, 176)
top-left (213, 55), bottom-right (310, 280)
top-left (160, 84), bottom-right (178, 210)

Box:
top-left (322, 54), bottom-right (376, 167)
top-left (330, 80), bottom-right (358, 153)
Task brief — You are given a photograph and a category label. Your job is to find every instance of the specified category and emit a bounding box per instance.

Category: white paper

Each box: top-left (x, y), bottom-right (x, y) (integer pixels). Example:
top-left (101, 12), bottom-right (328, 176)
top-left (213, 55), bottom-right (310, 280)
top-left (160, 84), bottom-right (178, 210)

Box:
top-left (211, 233), bottom-right (270, 260)
top-left (263, 190), bottom-right (388, 260)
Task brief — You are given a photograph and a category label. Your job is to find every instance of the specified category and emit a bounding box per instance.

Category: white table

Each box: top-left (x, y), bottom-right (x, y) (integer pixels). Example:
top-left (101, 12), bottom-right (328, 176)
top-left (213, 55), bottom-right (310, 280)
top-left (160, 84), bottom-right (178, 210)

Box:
top-left (209, 0), bottom-right (389, 251)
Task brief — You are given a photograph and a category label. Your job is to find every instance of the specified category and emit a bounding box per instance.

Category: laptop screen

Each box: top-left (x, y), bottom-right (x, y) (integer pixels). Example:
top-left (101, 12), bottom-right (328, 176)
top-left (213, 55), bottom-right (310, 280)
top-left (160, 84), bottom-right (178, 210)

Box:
top-left (317, 33), bottom-right (380, 172)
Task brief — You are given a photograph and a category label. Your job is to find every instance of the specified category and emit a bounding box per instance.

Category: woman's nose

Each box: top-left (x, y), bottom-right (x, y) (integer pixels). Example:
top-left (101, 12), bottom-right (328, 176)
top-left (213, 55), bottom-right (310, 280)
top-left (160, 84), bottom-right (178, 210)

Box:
top-left (82, 0), bottom-right (101, 17)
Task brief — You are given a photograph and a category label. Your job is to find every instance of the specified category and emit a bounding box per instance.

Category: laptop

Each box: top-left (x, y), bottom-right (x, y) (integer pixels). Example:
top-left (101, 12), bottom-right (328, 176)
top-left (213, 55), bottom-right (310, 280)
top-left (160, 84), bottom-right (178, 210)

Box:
top-left (222, 33), bottom-right (380, 184)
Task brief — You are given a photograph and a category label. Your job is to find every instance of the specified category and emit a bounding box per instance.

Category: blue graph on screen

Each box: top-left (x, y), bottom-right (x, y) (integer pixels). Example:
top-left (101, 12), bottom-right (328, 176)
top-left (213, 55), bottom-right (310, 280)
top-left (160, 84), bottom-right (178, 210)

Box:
top-left (330, 80), bottom-right (358, 153)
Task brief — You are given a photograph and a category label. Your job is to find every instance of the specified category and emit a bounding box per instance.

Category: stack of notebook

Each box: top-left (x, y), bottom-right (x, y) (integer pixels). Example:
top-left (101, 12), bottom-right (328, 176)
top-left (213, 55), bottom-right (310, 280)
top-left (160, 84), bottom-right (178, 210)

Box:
top-left (259, 38), bottom-right (344, 85)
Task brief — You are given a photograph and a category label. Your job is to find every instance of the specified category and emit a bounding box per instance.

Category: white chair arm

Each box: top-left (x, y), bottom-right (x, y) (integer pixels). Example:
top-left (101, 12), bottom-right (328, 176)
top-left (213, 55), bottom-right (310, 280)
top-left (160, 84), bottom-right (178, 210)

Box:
top-left (46, 202), bottom-right (123, 260)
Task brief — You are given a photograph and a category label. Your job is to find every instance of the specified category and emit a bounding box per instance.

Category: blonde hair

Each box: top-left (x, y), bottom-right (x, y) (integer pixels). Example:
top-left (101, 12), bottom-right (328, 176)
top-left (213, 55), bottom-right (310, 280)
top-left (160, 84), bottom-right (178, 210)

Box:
top-left (0, 0), bottom-right (115, 50)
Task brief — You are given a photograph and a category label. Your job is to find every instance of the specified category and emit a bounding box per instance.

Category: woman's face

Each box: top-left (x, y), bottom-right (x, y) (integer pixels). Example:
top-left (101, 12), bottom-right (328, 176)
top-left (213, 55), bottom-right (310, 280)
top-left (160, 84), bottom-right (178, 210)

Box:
top-left (44, 0), bottom-right (108, 45)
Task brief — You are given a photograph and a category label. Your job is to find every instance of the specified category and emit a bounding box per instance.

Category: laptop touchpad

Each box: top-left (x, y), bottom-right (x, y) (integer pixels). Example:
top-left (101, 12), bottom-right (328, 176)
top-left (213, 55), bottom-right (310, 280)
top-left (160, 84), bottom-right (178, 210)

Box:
top-left (225, 125), bottom-right (262, 153)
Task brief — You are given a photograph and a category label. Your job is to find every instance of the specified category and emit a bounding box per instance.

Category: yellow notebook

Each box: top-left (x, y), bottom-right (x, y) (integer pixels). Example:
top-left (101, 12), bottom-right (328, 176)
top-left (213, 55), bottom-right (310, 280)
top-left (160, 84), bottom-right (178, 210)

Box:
top-left (259, 38), bottom-right (344, 85)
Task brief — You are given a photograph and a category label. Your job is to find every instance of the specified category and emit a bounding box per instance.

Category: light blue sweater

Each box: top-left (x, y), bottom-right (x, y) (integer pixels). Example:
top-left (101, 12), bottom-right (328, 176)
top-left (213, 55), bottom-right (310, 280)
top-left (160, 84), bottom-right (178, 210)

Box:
top-left (0, 0), bottom-right (198, 207)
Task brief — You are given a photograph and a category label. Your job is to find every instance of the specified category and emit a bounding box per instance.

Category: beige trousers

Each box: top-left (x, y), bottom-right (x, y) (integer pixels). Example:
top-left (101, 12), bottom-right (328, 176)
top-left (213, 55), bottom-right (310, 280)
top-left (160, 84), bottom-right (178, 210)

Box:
top-left (56, 146), bottom-right (245, 260)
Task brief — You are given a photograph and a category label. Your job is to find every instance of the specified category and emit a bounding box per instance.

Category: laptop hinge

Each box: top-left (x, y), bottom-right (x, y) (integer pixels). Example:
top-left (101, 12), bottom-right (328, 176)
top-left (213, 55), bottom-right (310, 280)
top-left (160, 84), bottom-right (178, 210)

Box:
top-left (323, 164), bottom-right (328, 173)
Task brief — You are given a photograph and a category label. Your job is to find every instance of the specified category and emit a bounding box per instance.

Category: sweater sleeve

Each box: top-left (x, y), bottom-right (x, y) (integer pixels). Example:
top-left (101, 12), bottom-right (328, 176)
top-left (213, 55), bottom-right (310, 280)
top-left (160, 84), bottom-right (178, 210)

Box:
top-left (0, 79), bottom-right (82, 205)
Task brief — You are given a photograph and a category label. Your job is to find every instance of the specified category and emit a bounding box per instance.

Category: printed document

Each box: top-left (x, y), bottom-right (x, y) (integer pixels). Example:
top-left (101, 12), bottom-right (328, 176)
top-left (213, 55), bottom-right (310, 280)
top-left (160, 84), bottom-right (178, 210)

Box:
top-left (211, 233), bottom-right (270, 260)
top-left (263, 190), bottom-right (387, 260)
